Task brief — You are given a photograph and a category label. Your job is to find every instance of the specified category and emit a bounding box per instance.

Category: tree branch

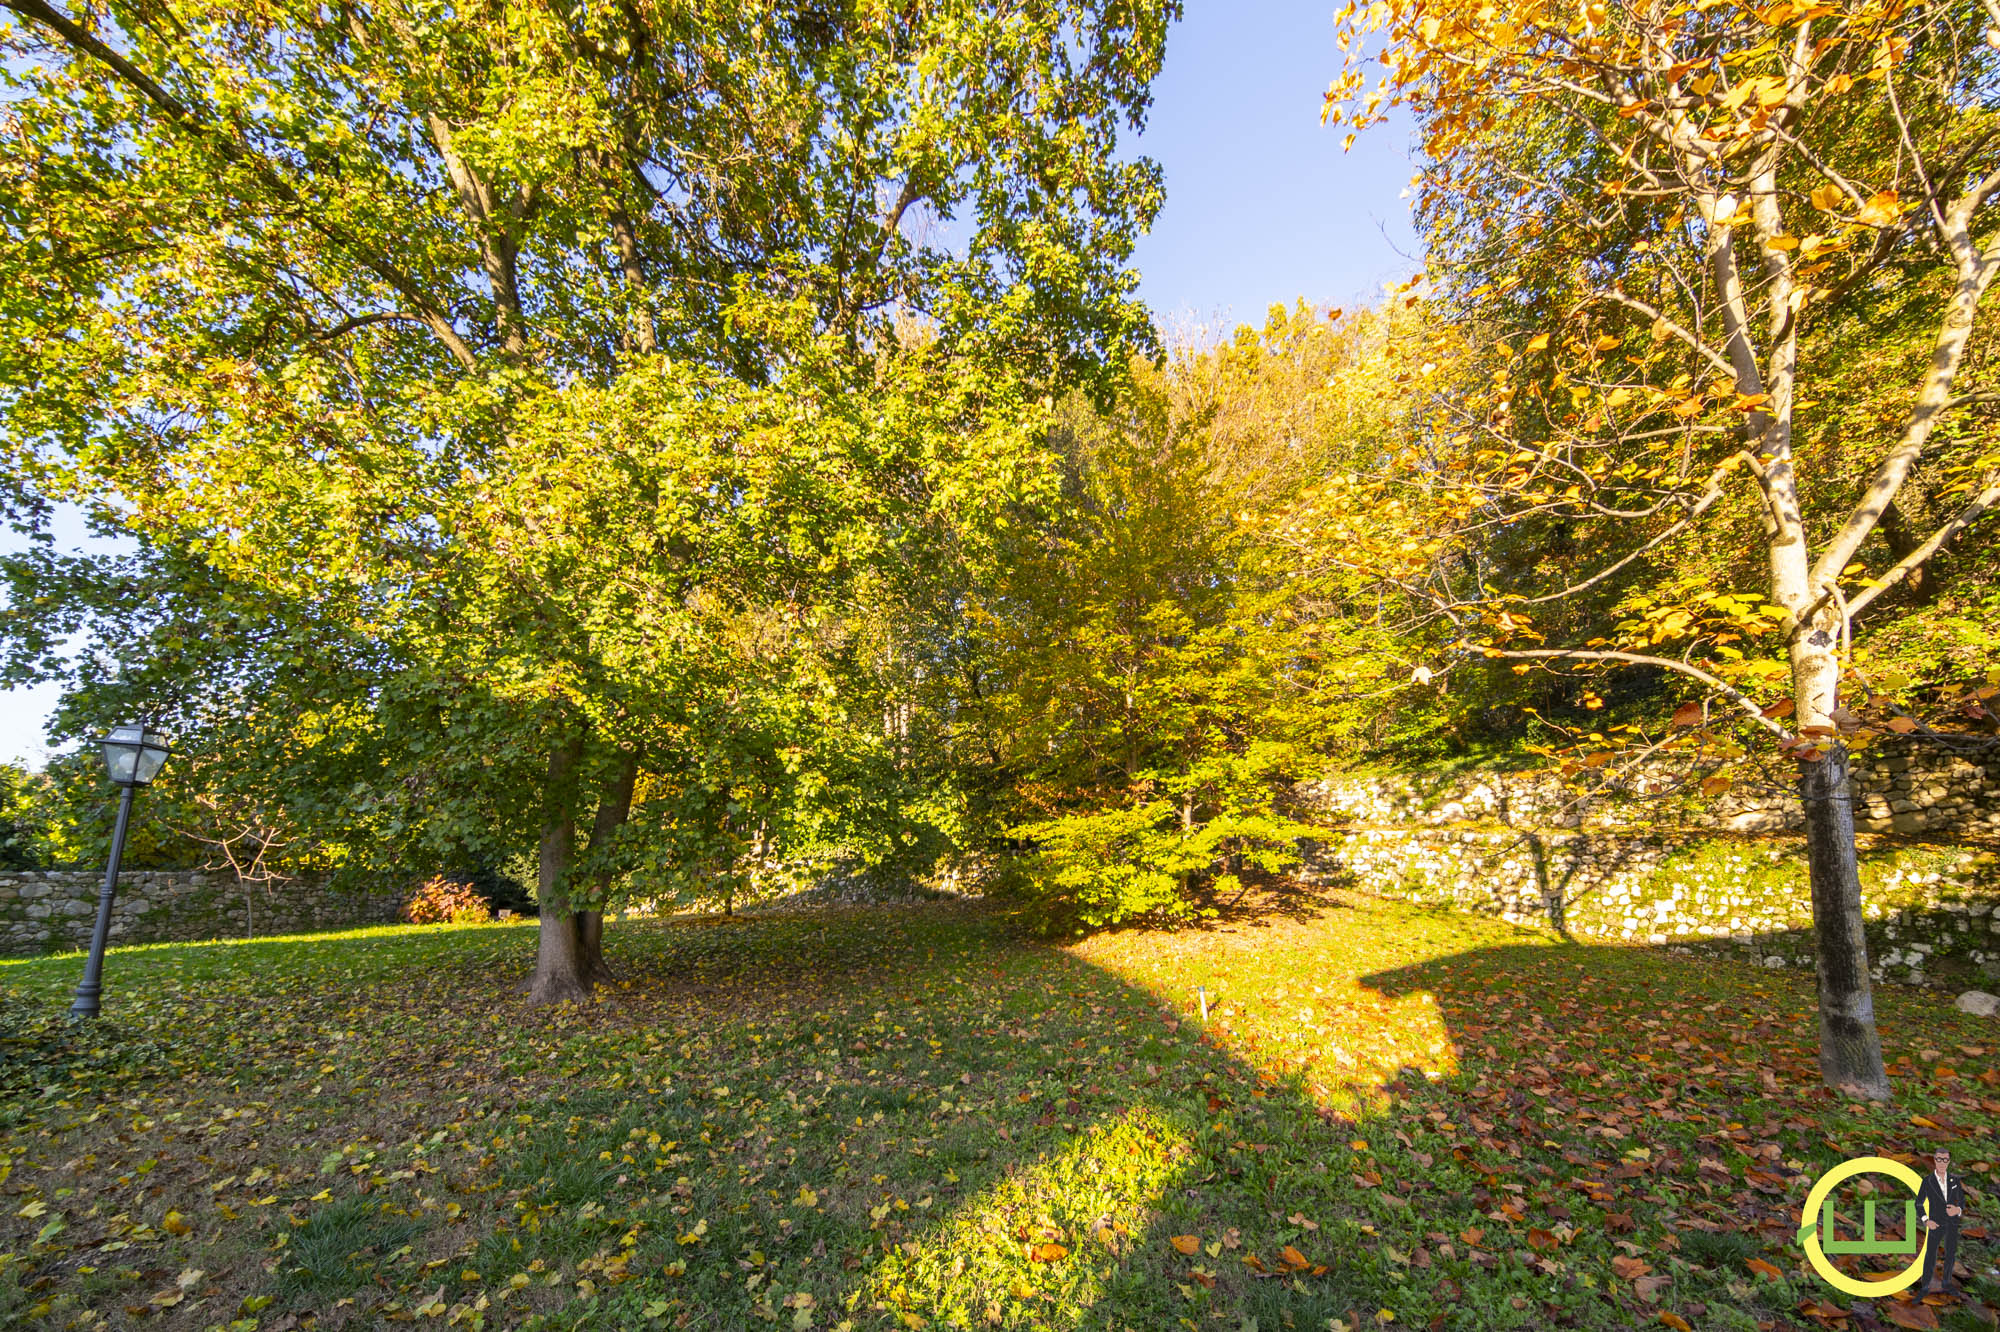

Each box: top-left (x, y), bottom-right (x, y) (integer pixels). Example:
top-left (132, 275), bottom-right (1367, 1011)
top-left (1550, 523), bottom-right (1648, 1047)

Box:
top-left (1594, 288), bottom-right (1736, 379)
top-left (1812, 221), bottom-right (2000, 584)
top-left (6, 0), bottom-right (481, 372)
top-left (1843, 472), bottom-right (2000, 619)
top-left (1477, 646), bottom-right (1794, 739)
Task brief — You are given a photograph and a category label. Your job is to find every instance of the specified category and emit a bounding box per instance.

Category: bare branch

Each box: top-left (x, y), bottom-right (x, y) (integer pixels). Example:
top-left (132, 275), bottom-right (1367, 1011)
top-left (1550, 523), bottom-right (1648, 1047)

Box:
top-left (1843, 472), bottom-right (2000, 618)
top-left (1812, 222), bottom-right (2000, 584)
top-left (1506, 455), bottom-right (1747, 604)
top-left (1480, 646), bottom-right (1793, 738)
top-left (1593, 288), bottom-right (1736, 379)
top-left (312, 311), bottom-right (427, 342)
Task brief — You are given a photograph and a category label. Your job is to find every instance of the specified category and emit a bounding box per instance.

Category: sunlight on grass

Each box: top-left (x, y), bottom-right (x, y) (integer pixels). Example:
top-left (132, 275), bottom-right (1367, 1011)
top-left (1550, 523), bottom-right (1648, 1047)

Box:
top-left (0, 916), bottom-right (532, 968)
top-left (864, 1106), bottom-right (1195, 1328)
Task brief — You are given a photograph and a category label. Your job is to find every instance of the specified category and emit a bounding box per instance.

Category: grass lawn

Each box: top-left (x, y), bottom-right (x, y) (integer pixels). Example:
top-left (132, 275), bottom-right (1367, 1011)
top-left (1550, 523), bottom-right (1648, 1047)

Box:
top-left (1, 890), bottom-right (1995, 1331)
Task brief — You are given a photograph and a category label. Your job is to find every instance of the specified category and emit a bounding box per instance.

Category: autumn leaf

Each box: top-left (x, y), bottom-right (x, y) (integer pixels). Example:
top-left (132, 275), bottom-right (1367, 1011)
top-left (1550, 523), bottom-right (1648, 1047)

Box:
top-left (1611, 1255), bottom-right (1651, 1279)
top-left (1028, 1242), bottom-right (1068, 1262)
top-left (1746, 1257), bottom-right (1783, 1279)
top-left (1856, 191), bottom-right (1902, 227)
top-left (1882, 1302), bottom-right (1940, 1330)
top-left (1671, 702), bottom-right (1703, 727)
top-left (1280, 1245), bottom-right (1312, 1270)
top-left (1658, 1314), bottom-right (1691, 1332)
top-left (1170, 1234), bottom-right (1201, 1255)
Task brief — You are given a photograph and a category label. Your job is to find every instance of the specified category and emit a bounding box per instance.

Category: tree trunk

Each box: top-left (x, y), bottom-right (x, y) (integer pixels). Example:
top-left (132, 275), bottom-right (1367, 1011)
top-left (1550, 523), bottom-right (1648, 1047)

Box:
top-left (1800, 742), bottom-right (1891, 1099)
top-left (572, 747), bottom-right (640, 987)
top-left (1875, 501), bottom-right (1937, 606)
top-left (528, 733), bottom-right (591, 1005)
top-left (574, 908), bottom-right (608, 985)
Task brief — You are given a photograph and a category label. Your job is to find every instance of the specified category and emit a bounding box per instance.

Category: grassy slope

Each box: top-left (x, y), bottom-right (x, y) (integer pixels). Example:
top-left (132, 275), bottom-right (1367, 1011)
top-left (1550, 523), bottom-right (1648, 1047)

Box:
top-left (0, 893), bottom-right (1994, 1332)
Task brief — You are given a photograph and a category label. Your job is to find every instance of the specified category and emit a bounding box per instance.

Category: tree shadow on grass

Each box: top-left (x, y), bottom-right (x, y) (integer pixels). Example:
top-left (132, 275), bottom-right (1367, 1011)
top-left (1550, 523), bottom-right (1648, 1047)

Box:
top-left (1357, 929), bottom-right (2000, 1329)
top-left (477, 911), bottom-right (1433, 1332)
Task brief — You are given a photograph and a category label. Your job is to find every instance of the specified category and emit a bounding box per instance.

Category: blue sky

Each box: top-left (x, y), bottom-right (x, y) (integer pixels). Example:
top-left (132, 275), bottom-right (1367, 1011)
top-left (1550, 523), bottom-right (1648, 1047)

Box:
top-left (0, 0), bottom-right (1419, 769)
top-left (1129, 0), bottom-right (1419, 335)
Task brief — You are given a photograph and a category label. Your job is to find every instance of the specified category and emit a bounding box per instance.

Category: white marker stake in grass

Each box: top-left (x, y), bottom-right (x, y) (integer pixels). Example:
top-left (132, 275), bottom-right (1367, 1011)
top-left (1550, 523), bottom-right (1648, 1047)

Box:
top-left (1197, 986), bottom-right (1209, 1024)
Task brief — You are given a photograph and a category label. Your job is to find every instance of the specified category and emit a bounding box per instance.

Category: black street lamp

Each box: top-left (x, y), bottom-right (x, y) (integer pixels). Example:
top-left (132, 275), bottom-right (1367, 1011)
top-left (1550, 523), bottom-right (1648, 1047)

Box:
top-left (69, 724), bottom-right (172, 1019)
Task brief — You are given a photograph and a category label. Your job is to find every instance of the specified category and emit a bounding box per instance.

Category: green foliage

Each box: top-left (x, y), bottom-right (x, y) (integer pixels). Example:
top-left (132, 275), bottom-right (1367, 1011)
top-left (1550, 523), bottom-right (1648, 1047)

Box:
top-left (0, 0), bottom-right (1178, 948)
top-left (0, 764), bottom-right (47, 869)
top-left (966, 308), bottom-right (1444, 928)
top-left (1005, 774), bottom-right (1326, 933)
top-left (1002, 802), bottom-right (1187, 930)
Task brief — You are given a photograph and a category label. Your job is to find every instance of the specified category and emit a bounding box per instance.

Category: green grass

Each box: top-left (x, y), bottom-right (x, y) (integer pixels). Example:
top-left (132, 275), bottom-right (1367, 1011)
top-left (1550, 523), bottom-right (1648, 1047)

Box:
top-left (0, 896), bottom-right (1995, 1330)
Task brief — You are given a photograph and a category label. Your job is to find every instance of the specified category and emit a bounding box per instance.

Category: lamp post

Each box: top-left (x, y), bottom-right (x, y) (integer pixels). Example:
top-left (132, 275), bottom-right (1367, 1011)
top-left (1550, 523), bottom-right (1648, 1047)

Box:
top-left (69, 724), bottom-right (172, 1020)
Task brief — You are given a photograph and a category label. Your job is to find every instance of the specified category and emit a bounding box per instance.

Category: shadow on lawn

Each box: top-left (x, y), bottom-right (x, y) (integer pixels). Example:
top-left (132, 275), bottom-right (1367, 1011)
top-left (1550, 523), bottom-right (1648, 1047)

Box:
top-left (493, 908), bottom-right (1421, 1331)
top-left (1358, 931), bottom-right (2000, 1325)
top-left (450, 906), bottom-right (1910, 1331)
top-left (327, 904), bottom-right (1538, 1332)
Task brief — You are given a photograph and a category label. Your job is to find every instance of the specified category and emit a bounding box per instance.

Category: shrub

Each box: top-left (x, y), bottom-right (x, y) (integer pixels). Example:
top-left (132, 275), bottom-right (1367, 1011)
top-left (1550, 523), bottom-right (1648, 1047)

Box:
top-left (401, 876), bottom-right (492, 925)
top-left (998, 793), bottom-right (1323, 934)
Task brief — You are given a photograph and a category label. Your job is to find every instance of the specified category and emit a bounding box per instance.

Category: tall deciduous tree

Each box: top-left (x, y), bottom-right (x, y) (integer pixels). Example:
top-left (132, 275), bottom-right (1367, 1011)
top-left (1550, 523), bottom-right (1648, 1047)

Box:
top-left (2, 0), bottom-right (1176, 1000)
top-left (1330, 0), bottom-right (2000, 1094)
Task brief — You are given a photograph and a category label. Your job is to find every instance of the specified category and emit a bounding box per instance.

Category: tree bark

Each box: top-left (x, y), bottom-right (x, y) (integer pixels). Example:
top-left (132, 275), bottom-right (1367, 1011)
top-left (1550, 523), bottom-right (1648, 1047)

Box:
top-left (1800, 742), bottom-right (1891, 1099)
top-left (573, 747), bottom-right (640, 986)
top-left (528, 733), bottom-right (591, 1005)
top-left (1875, 501), bottom-right (1936, 605)
top-left (574, 908), bottom-right (608, 985)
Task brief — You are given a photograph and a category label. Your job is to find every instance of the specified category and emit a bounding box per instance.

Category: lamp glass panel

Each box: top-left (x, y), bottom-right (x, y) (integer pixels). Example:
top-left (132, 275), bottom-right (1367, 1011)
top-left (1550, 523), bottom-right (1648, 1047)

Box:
top-left (102, 743), bottom-right (139, 784)
top-left (133, 742), bottom-right (169, 785)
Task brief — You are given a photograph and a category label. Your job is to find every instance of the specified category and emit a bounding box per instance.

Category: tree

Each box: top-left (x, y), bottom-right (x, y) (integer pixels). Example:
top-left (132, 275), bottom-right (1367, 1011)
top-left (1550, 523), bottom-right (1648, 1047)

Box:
top-left (970, 307), bottom-right (1451, 930)
top-left (2, 0), bottom-right (1177, 1000)
top-left (1330, 0), bottom-right (2000, 1094)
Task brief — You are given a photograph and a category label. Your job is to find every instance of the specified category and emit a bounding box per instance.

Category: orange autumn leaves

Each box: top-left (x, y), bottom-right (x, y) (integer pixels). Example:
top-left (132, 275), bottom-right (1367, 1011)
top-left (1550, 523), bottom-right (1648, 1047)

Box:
top-left (1168, 1230), bottom-right (1328, 1277)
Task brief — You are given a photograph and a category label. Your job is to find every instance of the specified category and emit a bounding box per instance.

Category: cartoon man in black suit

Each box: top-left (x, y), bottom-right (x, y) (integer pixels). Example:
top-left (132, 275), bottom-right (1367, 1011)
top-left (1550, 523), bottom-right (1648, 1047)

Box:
top-left (1918, 1145), bottom-right (1967, 1295)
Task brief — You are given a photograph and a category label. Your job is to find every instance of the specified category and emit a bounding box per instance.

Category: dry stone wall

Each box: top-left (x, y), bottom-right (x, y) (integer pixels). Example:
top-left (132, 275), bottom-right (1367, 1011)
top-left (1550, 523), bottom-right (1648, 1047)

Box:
top-left (1309, 742), bottom-right (2000, 838)
top-left (0, 869), bottom-right (404, 956)
top-left (1299, 741), bottom-right (2000, 992)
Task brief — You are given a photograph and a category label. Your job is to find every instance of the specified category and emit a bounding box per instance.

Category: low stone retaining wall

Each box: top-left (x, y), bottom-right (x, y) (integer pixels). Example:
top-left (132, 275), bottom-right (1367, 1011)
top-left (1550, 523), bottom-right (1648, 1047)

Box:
top-left (1307, 740), bottom-right (2000, 838)
top-left (0, 870), bottom-right (404, 956)
top-left (1301, 743), bottom-right (2000, 991)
